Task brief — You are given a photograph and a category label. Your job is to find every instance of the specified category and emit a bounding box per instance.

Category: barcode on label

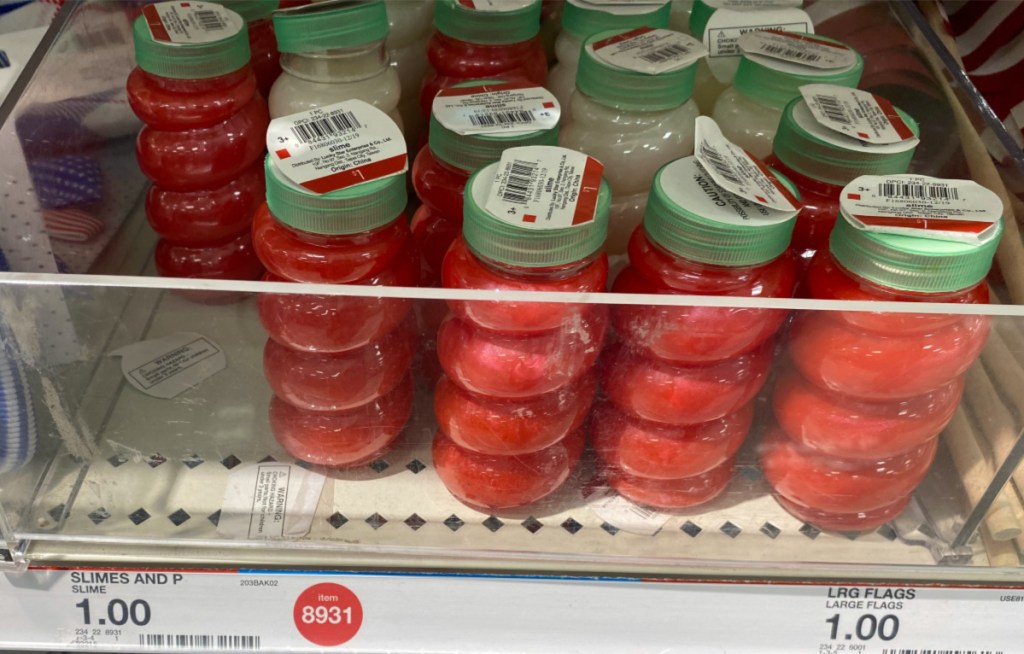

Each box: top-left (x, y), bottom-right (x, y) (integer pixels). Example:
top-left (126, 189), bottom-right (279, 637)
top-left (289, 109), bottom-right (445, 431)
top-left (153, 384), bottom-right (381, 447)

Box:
top-left (468, 110), bottom-right (536, 127)
top-left (878, 182), bottom-right (960, 201)
top-left (639, 43), bottom-right (692, 64)
top-left (760, 43), bottom-right (821, 61)
top-left (881, 650), bottom-right (1003, 654)
top-left (501, 160), bottom-right (539, 204)
top-left (139, 634), bottom-right (261, 649)
top-left (290, 111), bottom-right (363, 144)
top-left (194, 9), bottom-right (226, 31)
top-left (813, 94), bottom-right (851, 125)
top-left (698, 143), bottom-right (743, 186)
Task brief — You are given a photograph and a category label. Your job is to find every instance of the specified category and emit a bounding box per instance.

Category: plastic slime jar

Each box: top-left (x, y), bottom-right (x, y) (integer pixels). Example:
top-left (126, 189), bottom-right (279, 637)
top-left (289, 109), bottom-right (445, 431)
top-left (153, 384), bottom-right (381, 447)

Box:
top-left (420, 0), bottom-right (547, 118)
top-left (612, 156), bottom-right (798, 364)
top-left (789, 197), bottom-right (1000, 400)
top-left (604, 457), bottom-right (735, 510)
top-left (221, 0), bottom-right (281, 98)
top-left (766, 95), bottom-right (919, 273)
top-left (559, 28), bottom-right (701, 252)
top-left (268, 0), bottom-right (402, 126)
top-left (253, 158), bottom-right (417, 353)
top-left (412, 80), bottom-right (560, 285)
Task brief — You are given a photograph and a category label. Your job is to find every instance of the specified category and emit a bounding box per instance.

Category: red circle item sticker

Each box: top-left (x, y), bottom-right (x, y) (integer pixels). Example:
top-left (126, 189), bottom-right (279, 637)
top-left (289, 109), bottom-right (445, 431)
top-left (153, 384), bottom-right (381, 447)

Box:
top-left (293, 582), bottom-right (364, 646)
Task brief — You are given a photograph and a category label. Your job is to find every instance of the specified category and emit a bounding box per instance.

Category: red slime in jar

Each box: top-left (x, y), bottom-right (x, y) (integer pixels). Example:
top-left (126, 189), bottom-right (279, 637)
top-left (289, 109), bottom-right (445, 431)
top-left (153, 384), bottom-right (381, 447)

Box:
top-left (434, 371), bottom-right (596, 455)
top-left (419, 32), bottom-right (547, 118)
top-left (773, 368), bottom-right (961, 460)
top-left (432, 427), bottom-right (585, 510)
top-left (604, 459), bottom-right (735, 510)
top-left (247, 17), bottom-right (281, 99)
top-left (764, 156), bottom-right (841, 273)
top-left (601, 342), bottom-right (771, 425)
top-left (263, 320), bottom-right (417, 412)
top-left (154, 231), bottom-right (265, 281)
top-left (612, 228), bottom-right (795, 363)
top-left (410, 147), bottom-right (471, 283)
top-left (591, 401), bottom-right (752, 479)
top-left (270, 374), bottom-right (413, 467)
top-left (437, 313), bottom-right (606, 399)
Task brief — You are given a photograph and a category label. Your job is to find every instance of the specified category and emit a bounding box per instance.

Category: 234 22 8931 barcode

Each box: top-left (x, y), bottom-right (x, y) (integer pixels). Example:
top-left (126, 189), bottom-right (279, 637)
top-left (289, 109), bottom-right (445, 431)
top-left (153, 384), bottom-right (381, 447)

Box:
top-left (881, 649), bottom-right (1003, 653)
top-left (500, 160), bottom-right (539, 204)
top-left (812, 94), bottom-right (852, 125)
top-left (193, 10), bottom-right (226, 31)
top-left (639, 43), bottom-right (692, 64)
top-left (139, 634), bottom-right (260, 649)
top-left (290, 111), bottom-right (362, 144)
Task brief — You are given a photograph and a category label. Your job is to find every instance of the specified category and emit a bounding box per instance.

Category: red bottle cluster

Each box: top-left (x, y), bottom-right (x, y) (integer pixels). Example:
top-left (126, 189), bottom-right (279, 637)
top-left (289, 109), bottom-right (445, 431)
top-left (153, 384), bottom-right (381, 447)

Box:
top-left (763, 195), bottom-right (1000, 531)
top-left (432, 158), bottom-right (610, 510)
top-left (602, 157), bottom-right (798, 510)
top-left (254, 159), bottom-right (418, 467)
top-left (128, 6), bottom-right (268, 286)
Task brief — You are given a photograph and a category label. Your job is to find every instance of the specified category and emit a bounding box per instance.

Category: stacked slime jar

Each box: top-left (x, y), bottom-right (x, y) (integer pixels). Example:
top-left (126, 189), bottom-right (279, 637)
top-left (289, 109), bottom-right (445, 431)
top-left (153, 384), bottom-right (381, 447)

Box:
top-left (254, 157), bottom-right (418, 467)
top-left (419, 0), bottom-right (547, 119)
top-left (766, 90), bottom-right (919, 275)
top-left (560, 27), bottom-right (705, 253)
top-left (222, 0), bottom-right (281, 98)
top-left (268, 0), bottom-right (402, 127)
top-left (763, 175), bottom-right (1003, 531)
top-left (412, 80), bottom-right (561, 286)
top-left (129, 2), bottom-right (269, 284)
top-left (602, 156), bottom-right (799, 510)
top-left (433, 147), bottom-right (611, 511)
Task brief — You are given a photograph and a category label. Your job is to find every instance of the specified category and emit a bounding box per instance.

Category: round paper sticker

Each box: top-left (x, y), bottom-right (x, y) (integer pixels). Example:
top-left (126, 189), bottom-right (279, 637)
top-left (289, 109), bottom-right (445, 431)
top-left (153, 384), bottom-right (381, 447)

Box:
top-left (662, 157), bottom-right (796, 226)
top-left (792, 100), bottom-right (917, 154)
top-left (143, 1), bottom-right (244, 44)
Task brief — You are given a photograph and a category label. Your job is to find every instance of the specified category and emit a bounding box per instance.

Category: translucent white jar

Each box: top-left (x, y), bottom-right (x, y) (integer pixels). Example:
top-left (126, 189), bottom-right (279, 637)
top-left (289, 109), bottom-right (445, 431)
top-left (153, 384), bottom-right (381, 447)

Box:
top-left (386, 0), bottom-right (434, 146)
top-left (547, 0), bottom-right (670, 115)
top-left (560, 28), bottom-right (701, 254)
top-left (669, 0), bottom-right (694, 32)
top-left (269, 0), bottom-right (403, 129)
top-left (712, 34), bottom-right (862, 159)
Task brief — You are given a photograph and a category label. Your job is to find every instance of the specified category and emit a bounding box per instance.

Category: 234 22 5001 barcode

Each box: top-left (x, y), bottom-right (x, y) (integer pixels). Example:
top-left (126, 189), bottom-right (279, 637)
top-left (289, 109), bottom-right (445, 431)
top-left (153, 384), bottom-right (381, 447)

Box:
top-left (139, 634), bottom-right (261, 650)
top-left (881, 649), bottom-right (1004, 654)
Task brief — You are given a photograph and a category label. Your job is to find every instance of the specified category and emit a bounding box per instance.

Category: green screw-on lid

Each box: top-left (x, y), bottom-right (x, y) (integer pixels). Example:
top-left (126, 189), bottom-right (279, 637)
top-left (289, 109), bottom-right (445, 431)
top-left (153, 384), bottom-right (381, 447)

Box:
top-left (561, 0), bottom-right (670, 40)
top-left (644, 156), bottom-right (799, 266)
top-left (274, 0), bottom-right (389, 53)
top-left (429, 80), bottom-right (560, 173)
top-left (734, 34), bottom-right (862, 109)
top-left (774, 96), bottom-right (919, 187)
top-left (689, 0), bottom-right (715, 38)
top-left (576, 28), bottom-right (698, 111)
top-left (264, 156), bottom-right (407, 235)
top-left (133, 6), bottom-right (251, 79)
top-left (462, 156), bottom-right (610, 267)
top-left (220, 0), bottom-right (278, 22)
top-left (831, 203), bottom-right (1003, 294)
top-left (434, 0), bottom-right (541, 45)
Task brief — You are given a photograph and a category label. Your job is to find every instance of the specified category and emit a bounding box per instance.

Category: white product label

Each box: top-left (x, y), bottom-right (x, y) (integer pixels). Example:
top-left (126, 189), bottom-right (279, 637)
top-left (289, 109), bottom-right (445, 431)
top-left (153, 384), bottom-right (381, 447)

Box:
top-left (840, 175), bottom-right (1003, 245)
top-left (482, 146), bottom-right (604, 229)
top-left (702, 7), bottom-right (813, 82)
top-left (218, 463), bottom-right (327, 539)
top-left (664, 157), bottom-right (798, 225)
top-left (267, 100), bottom-right (407, 194)
top-left (575, 0), bottom-right (668, 11)
top-left (456, 0), bottom-right (534, 11)
top-left (694, 116), bottom-right (800, 212)
top-left (801, 84), bottom-right (919, 146)
top-left (110, 332), bottom-right (225, 400)
top-left (791, 99), bottom-right (918, 155)
top-left (590, 27), bottom-right (706, 74)
top-left (433, 82), bottom-right (559, 136)
top-left (739, 30), bottom-right (857, 70)
top-left (585, 488), bottom-right (670, 536)
top-left (142, 1), bottom-right (243, 44)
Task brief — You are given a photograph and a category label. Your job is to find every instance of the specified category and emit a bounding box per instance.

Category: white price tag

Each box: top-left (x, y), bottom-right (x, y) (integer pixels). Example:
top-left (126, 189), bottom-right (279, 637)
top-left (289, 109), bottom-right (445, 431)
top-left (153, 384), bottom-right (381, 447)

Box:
top-left (142, 1), bottom-right (243, 44)
top-left (801, 84), bottom-right (919, 146)
top-left (702, 7), bottom-right (812, 82)
top-left (1, 570), bottom-right (1023, 652)
top-left (841, 175), bottom-right (1003, 245)
top-left (267, 100), bottom-right (407, 194)
top-left (663, 157), bottom-right (798, 226)
top-left (483, 146), bottom-right (604, 229)
top-left (110, 332), bottom-right (225, 400)
top-left (577, 0), bottom-right (669, 9)
top-left (456, 0), bottom-right (534, 11)
top-left (694, 116), bottom-right (800, 213)
top-left (739, 30), bottom-right (858, 70)
top-left (433, 82), bottom-right (559, 136)
top-left (218, 463), bottom-right (327, 539)
top-left (790, 99), bottom-right (918, 155)
top-left (590, 27), bottom-right (706, 74)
